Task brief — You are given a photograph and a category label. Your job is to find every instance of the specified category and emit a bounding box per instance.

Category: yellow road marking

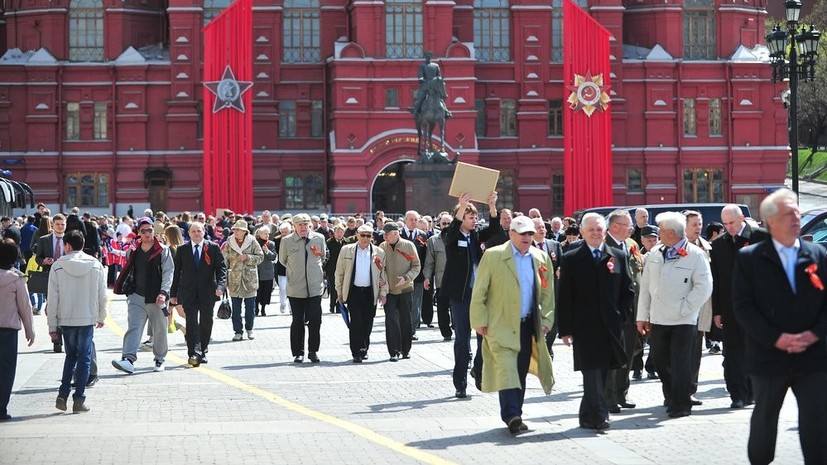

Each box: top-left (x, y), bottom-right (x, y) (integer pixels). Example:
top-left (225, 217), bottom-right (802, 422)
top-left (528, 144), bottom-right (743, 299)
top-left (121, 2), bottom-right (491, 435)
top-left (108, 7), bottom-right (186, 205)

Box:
top-left (104, 309), bottom-right (457, 465)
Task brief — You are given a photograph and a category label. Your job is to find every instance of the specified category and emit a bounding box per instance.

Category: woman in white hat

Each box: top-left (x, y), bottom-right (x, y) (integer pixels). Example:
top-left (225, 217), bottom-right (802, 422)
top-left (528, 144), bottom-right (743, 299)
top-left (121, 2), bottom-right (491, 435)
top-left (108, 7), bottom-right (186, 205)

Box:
top-left (221, 220), bottom-right (264, 341)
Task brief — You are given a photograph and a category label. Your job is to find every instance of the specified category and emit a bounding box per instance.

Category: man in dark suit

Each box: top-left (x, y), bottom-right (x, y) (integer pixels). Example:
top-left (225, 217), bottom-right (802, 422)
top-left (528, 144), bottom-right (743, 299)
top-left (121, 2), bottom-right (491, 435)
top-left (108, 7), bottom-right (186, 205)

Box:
top-left (710, 204), bottom-right (770, 408)
top-left (484, 208), bottom-right (511, 249)
top-left (603, 209), bottom-right (642, 414)
top-left (531, 217), bottom-right (562, 354)
top-left (325, 224), bottom-right (347, 313)
top-left (170, 222), bottom-right (227, 367)
top-left (1, 217), bottom-right (21, 246)
top-left (402, 211), bottom-right (428, 339)
top-left (81, 212), bottom-right (100, 258)
top-left (34, 213), bottom-right (68, 353)
top-left (733, 189), bottom-right (827, 465)
top-left (558, 213), bottom-right (634, 431)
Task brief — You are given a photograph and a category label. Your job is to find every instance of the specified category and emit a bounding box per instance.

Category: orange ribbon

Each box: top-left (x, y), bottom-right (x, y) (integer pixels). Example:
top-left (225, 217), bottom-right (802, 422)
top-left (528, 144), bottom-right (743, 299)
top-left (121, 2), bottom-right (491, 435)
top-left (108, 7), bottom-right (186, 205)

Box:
top-left (396, 248), bottom-right (415, 261)
top-left (417, 236), bottom-right (426, 246)
top-left (806, 263), bottom-right (824, 291)
top-left (676, 248), bottom-right (687, 257)
top-left (203, 243), bottom-right (211, 265)
top-left (374, 256), bottom-right (383, 271)
top-left (539, 265), bottom-right (549, 289)
top-left (310, 245), bottom-right (323, 257)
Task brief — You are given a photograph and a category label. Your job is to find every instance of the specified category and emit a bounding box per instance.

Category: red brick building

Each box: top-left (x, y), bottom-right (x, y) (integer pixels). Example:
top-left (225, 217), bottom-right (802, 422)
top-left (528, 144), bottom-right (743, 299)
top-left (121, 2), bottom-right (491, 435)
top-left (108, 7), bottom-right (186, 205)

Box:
top-left (0, 0), bottom-right (787, 217)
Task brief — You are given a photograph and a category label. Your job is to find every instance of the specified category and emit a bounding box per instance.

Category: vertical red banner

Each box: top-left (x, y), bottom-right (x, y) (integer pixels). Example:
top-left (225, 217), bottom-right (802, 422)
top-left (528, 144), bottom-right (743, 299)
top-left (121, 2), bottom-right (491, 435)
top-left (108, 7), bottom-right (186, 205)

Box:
top-left (563, 0), bottom-right (613, 216)
top-left (202, 0), bottom-right (253, 216)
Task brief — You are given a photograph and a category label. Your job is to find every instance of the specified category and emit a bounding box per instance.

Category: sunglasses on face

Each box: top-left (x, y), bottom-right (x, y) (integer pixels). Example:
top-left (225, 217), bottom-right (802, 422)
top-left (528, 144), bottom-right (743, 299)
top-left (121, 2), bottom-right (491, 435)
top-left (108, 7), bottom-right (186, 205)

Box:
top-left (359, 233), bottom-right (372, 238)
top-left (139, 228), bottom-right (153, 234)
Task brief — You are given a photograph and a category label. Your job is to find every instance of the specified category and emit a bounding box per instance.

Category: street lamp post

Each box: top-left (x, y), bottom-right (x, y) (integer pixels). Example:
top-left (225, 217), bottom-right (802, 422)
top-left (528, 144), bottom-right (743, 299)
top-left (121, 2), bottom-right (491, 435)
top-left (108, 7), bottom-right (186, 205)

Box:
top-left (765, 0), bottom-right (821, 196)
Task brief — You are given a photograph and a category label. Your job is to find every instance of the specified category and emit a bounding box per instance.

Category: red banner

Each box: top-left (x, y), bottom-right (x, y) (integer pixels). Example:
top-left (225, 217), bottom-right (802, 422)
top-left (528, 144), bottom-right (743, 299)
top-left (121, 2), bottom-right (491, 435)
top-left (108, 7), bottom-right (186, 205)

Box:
top-left (563, 0), bottom-right (612, 215)
top-left (202, 0), bottom-right (253, 216)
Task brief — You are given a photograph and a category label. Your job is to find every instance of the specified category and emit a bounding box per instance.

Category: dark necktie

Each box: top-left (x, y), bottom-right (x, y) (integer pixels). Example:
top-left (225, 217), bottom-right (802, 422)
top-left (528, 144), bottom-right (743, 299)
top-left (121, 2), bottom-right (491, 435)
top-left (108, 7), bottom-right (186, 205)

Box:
top-left (194, 244), bottom-right (200, 268)
top-left (593, 249), bottom-right (601, 262)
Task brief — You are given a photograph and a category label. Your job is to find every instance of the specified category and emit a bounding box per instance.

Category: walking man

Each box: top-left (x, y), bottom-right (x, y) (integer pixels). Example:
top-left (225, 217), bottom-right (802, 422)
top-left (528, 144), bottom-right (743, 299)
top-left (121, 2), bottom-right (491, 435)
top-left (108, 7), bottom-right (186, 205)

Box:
top-left (733, 189), bottom-right (827, 464)
top-left (112, 217), bottom-right (174, 374)
top-left (424, 214), bottom-right (452, 341)
top-left (378, 222), bottom-right (420, 362)
top-left (470, 215), bottom-right (555, 435)
top-left (279, 213), bottom-right (327, 363)
top-left (335, 224), bottom-right (388, 363)
top-left (47, 230), bottom-right (107, 413)
top-left (170, 222), bottom-right (227, 367)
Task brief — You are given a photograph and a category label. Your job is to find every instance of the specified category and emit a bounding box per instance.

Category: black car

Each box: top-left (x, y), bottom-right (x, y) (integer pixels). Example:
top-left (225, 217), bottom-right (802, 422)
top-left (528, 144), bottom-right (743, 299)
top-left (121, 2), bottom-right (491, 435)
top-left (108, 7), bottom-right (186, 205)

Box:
top-left (575, 203), bottom-right (752, 228)
top-left (801, 208), bottom-right (827, 248)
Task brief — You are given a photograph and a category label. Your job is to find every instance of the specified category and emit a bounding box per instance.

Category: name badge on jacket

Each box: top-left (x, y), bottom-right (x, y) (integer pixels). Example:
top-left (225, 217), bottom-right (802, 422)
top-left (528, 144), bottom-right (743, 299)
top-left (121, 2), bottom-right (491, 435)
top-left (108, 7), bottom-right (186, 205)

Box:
top-left (457, 240), bottom-right (468, 248)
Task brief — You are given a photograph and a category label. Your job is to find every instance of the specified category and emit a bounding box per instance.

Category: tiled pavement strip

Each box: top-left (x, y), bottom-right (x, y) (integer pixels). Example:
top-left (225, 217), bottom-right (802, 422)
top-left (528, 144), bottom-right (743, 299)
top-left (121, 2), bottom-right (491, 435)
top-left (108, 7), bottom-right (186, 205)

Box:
top-left (2, 290), bottom-right (806, 465)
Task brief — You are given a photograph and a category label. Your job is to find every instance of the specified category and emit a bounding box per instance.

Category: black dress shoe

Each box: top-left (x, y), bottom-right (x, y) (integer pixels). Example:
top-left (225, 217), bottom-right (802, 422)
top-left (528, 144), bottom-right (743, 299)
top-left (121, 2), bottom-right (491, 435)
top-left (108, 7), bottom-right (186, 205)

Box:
top-left (411, 335), bottom-right (419, 341)
top-left (668, 410), bottom-right (691, 418)
top-left (308, 352), bottom-right (320, 363)
top-left (389, 355), bottom-right (399, 362)
top-left (619, 401), bottom-right (636, 409)
top-left (646, 371), bottom-right (659, 379)
top-left (690, 396), bottom-right (703, 406)
top-left (86, 376), bottom-right (99, 387)
top-left (199, 353), bottom-right (208, 364)
top-left (730, 399), bottom-right (746, 409)
top-left (595, 421), bottom-right (611, 431)
top-left (352, 357), bottom-right (362, 363)
top-left (443, 336), bottom-right (452, 342)
top-left (401, 353), bottom-right (411, 359)
top-left (632, 370), bottom-right (642, 380)
top-left (455, 389), bottom-right (467, 399)
top-left (507, 417), bottom-right (525, 435)
top-left (361, 353), bottom-right (369, 360)
top-left (609, 404), bottom-right (621, 414)
top-left (294, 355), bottom-right (304, 363)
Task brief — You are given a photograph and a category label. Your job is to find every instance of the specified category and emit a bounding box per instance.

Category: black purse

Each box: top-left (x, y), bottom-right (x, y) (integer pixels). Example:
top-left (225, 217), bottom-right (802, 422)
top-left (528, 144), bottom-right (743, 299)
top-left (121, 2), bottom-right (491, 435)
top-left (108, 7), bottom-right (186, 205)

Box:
top-left (113, 264), bottom-right (135, 296)
top-left (217, 291), bottom-right (231, 319)
top-left (27, 270), bottom-right (49, 294)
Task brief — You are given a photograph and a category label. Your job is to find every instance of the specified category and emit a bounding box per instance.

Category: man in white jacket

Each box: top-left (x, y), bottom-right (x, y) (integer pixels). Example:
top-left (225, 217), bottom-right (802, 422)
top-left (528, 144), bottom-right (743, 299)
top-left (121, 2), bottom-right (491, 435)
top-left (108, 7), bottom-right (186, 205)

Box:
top-left (636, 212), bottom-right (712, 419)
top-left (47, 230), bottom-right (107, 413)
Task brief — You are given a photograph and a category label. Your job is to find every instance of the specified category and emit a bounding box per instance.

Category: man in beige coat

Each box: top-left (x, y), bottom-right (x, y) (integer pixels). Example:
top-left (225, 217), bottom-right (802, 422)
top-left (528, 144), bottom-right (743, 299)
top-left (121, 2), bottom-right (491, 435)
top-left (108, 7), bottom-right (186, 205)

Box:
top-left (470, 216), bottom-right (555, 435)
top-left (335, 225), bottom-right (389, 363)
top-left (378, 222), bottom-right (421, 362)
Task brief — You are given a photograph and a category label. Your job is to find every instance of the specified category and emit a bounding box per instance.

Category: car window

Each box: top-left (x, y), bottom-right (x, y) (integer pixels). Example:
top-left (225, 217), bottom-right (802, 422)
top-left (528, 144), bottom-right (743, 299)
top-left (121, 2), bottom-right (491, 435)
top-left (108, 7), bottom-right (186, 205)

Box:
top-left (807, 217), bottom-right (827, 243)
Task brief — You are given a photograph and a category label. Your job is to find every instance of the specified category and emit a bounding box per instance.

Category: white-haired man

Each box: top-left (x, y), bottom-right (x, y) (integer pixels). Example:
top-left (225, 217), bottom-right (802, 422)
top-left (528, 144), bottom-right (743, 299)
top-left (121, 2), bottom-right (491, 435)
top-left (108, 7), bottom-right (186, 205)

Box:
top-left (637, 212), bottom-right (712, 418)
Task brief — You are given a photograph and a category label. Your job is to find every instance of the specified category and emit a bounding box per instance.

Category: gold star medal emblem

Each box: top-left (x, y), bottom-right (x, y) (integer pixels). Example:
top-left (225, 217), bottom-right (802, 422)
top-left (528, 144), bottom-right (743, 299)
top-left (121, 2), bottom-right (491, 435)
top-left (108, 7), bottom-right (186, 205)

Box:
top-left (566, 71), bottom-right (611, 117)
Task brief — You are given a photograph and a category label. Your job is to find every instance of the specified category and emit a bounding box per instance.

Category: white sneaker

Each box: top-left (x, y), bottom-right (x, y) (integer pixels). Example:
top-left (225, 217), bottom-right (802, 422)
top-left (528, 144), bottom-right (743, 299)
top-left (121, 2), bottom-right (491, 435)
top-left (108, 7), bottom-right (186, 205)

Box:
top-left (112, 358), bottom-right (135, 374)
top-left (232, 333), bottom-right (243, 341)
top-left (247, 330), bottom-right (255, 340)
top-left (154, 360), bottom-right (165, 372)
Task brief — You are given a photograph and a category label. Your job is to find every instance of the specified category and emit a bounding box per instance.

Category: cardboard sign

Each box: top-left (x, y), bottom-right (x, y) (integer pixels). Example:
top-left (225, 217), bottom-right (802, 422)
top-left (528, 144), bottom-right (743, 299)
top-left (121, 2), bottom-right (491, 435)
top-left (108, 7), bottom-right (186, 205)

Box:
top-left (448, 162), bottom-right (500, 203)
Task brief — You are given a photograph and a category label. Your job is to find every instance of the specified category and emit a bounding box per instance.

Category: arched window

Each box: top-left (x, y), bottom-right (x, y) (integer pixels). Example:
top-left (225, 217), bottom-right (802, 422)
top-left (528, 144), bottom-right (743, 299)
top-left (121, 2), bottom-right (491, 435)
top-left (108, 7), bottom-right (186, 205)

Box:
top-left (683, 0), bottom-right (716, 59)
top-left (204, 0), bottom-right (233, 25)
top-left (474, 0), bottom-right (510, 62)
top-left (283, 0), bottom-right (320, 63)
top-left (69, 0), bottom-right (104, 61)
top-left (385, 0), bottom-right (423, 58)
top-left (551, 0), bottom-right (587, 63)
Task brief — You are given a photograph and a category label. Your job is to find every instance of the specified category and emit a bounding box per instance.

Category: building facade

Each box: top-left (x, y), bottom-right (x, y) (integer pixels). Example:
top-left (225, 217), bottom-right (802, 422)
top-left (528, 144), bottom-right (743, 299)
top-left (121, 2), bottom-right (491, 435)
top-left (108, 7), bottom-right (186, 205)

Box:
top-left (0, 0), bottom-right (787, 217)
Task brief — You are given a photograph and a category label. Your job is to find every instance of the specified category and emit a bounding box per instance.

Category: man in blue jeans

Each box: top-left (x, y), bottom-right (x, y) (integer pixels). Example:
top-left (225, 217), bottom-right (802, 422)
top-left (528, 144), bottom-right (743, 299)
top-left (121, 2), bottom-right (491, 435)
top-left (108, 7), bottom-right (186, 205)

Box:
top-left (46, 230), bottom-right (107, 413)
top-left (440, 191), bottom-right (501, 398)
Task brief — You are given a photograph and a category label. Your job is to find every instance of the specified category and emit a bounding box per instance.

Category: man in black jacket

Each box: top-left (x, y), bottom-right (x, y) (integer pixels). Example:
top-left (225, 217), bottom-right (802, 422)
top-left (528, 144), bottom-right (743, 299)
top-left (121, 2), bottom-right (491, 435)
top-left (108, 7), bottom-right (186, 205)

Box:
top-left (170, 222), bottom-right (227, 367)
top-left (441, 191), bottom-right (500, 398)
top-left (710, 204), bottom-right (769, 409)
top-left (733, 189), bottom-right (827, 465)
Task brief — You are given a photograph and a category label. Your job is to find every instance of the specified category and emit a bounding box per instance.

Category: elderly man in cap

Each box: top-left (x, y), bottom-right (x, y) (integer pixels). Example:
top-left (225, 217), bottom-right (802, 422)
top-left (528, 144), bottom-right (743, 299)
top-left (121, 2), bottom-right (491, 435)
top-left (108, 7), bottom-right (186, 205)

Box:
top-left (470, 215), bottom-right (555, 435)
top-left (632, 224), bottom-right (660, 380)
top-left (335, 224), bottom-right (389, 362)
top-left (279, 213), bottom-right (327, 363)
top-left (378, 222), bottom-right (421, 362)
top-left (316, 214), bottom-right (332, 239)
top-left (112, 217), bottom-right (174, 374)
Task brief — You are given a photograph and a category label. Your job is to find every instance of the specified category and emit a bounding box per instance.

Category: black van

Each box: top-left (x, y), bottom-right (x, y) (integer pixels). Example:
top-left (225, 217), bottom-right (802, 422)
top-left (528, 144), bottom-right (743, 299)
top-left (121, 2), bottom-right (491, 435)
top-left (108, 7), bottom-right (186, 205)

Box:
top-left (575, 203), bottom-right (752, 227)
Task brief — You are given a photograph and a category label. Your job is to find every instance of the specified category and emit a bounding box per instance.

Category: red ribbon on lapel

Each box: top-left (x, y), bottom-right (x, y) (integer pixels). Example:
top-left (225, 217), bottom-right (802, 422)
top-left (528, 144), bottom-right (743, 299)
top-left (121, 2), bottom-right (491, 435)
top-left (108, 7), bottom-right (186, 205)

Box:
top-left (539, 265), bottom-right (549, 289)
top-left (606, 257), bottom-right (615, 273)
top-left (396, 248), bottom-right (415, 261)
top-left (203, 242), bottom-right (212, 265)
top-left (374, 256), bottom-right (383, 271)
top-left (806, 263), bottom-right (824, 291)
top-left (310, 245), bottom-right (323, 257)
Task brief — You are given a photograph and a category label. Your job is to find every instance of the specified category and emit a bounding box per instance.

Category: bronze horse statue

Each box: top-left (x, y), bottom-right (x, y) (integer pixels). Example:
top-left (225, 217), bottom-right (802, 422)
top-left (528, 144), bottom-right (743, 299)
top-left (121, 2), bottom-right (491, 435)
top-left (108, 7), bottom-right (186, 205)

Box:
top-left (414, 77), bottom-right (458, 163)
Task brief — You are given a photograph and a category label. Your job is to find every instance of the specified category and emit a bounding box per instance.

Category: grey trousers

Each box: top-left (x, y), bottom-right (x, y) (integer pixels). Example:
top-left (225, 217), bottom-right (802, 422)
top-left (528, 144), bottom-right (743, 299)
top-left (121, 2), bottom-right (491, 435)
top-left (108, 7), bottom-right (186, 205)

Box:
top-left (410, 282), bottom-right (424, 333)
top-left (122, 294), bottom-right (168, 364)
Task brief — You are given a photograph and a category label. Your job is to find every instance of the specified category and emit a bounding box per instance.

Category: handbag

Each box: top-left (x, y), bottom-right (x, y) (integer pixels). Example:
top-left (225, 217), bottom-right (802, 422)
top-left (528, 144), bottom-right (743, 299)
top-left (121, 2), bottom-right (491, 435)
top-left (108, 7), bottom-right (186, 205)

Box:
top-left (113, 264), bottom-right (135, 296)
top-left (27, 270), bottom-right (50, 294)
top-left (217, 291), bottom-right (231, 320)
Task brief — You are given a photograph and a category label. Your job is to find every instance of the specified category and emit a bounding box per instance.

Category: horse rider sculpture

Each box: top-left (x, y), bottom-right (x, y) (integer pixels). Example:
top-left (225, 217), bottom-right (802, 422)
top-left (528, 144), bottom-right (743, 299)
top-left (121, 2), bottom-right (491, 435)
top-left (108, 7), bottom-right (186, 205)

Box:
top-left (413, 52), bottom-right (452, 120)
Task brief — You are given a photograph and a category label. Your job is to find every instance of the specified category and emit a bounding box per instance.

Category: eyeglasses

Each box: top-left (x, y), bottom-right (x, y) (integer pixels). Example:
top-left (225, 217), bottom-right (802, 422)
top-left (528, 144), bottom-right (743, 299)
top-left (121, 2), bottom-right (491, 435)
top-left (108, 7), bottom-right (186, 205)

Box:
top-left (139, 228), bottom-right (153, 234)
top-left (359, 233), bottom-right (372, 238)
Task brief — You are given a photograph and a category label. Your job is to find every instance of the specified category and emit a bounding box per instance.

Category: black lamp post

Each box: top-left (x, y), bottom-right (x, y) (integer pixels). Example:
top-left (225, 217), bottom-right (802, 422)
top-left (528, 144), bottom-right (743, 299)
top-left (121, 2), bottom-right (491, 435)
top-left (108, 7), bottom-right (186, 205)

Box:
top-left (765, 0), bottom-right (821, 196)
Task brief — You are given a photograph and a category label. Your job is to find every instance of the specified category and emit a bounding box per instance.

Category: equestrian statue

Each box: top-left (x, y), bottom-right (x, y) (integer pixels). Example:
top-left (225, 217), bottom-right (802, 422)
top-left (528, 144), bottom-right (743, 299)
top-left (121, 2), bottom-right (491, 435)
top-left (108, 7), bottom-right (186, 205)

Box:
top-left (411, 52), bottom-right (458, 164)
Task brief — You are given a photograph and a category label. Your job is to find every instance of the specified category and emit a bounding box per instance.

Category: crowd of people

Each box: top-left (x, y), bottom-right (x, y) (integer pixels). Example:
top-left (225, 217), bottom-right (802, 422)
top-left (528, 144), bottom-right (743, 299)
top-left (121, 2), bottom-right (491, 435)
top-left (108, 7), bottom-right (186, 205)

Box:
top-left (1, 190), bottom-right (825, 464)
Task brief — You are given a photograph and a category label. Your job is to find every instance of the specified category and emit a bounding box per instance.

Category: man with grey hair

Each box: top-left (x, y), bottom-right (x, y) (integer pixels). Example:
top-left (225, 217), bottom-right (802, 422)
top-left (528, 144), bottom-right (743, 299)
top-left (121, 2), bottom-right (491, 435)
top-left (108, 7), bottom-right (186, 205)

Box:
top-left (637, 211), bottom-right (712, 418)
top-left (549, 217), bottom-right (564, 241)
top-left (733, 188), bottom-right (827, 464)
top-left (631, 208), bottom-right (650, 247)
top-left (424, 214), bottom-right (453, 341)
top-left (710, 204), bottom-right (769, 408)
top-left (559, 212), bottom-right (634, 431)
top-left (401, 210), bottom-right (428, 339)
top-left (603, 209), bottom-right (642, 414)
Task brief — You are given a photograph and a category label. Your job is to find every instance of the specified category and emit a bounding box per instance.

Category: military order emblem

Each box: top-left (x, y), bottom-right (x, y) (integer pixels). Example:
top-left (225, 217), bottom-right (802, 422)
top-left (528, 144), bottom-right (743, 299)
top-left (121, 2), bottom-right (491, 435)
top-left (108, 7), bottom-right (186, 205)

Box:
top-left (204, 65), bottom-right (254, 113)
top-left (566, 71), bottom-right (611, 117)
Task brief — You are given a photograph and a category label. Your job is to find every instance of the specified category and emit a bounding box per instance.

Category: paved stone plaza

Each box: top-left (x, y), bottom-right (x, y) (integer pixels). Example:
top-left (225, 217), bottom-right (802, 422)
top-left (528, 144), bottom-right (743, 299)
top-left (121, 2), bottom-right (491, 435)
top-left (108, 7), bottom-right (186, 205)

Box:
top-left (1, 289), bottom-right (809, 465)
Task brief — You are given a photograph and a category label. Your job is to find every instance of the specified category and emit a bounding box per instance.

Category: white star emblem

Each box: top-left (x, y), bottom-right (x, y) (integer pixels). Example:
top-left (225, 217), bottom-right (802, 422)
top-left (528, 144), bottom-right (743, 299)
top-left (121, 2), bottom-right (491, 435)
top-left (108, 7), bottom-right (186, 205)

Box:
top-left (204, 65), bottom-right (254, 113)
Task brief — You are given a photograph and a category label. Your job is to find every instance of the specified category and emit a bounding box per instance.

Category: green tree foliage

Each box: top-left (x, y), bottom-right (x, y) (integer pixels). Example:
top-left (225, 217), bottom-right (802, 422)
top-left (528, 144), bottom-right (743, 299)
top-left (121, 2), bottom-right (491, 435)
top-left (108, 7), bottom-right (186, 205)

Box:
top-left (797, 0), bottom-right (827, 177)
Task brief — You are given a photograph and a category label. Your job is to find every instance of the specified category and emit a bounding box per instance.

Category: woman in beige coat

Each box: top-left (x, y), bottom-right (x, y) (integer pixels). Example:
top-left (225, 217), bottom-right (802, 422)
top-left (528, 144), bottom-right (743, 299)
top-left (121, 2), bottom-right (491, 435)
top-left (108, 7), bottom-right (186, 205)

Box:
top-left (221, 220), bottom-right (264, 341)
